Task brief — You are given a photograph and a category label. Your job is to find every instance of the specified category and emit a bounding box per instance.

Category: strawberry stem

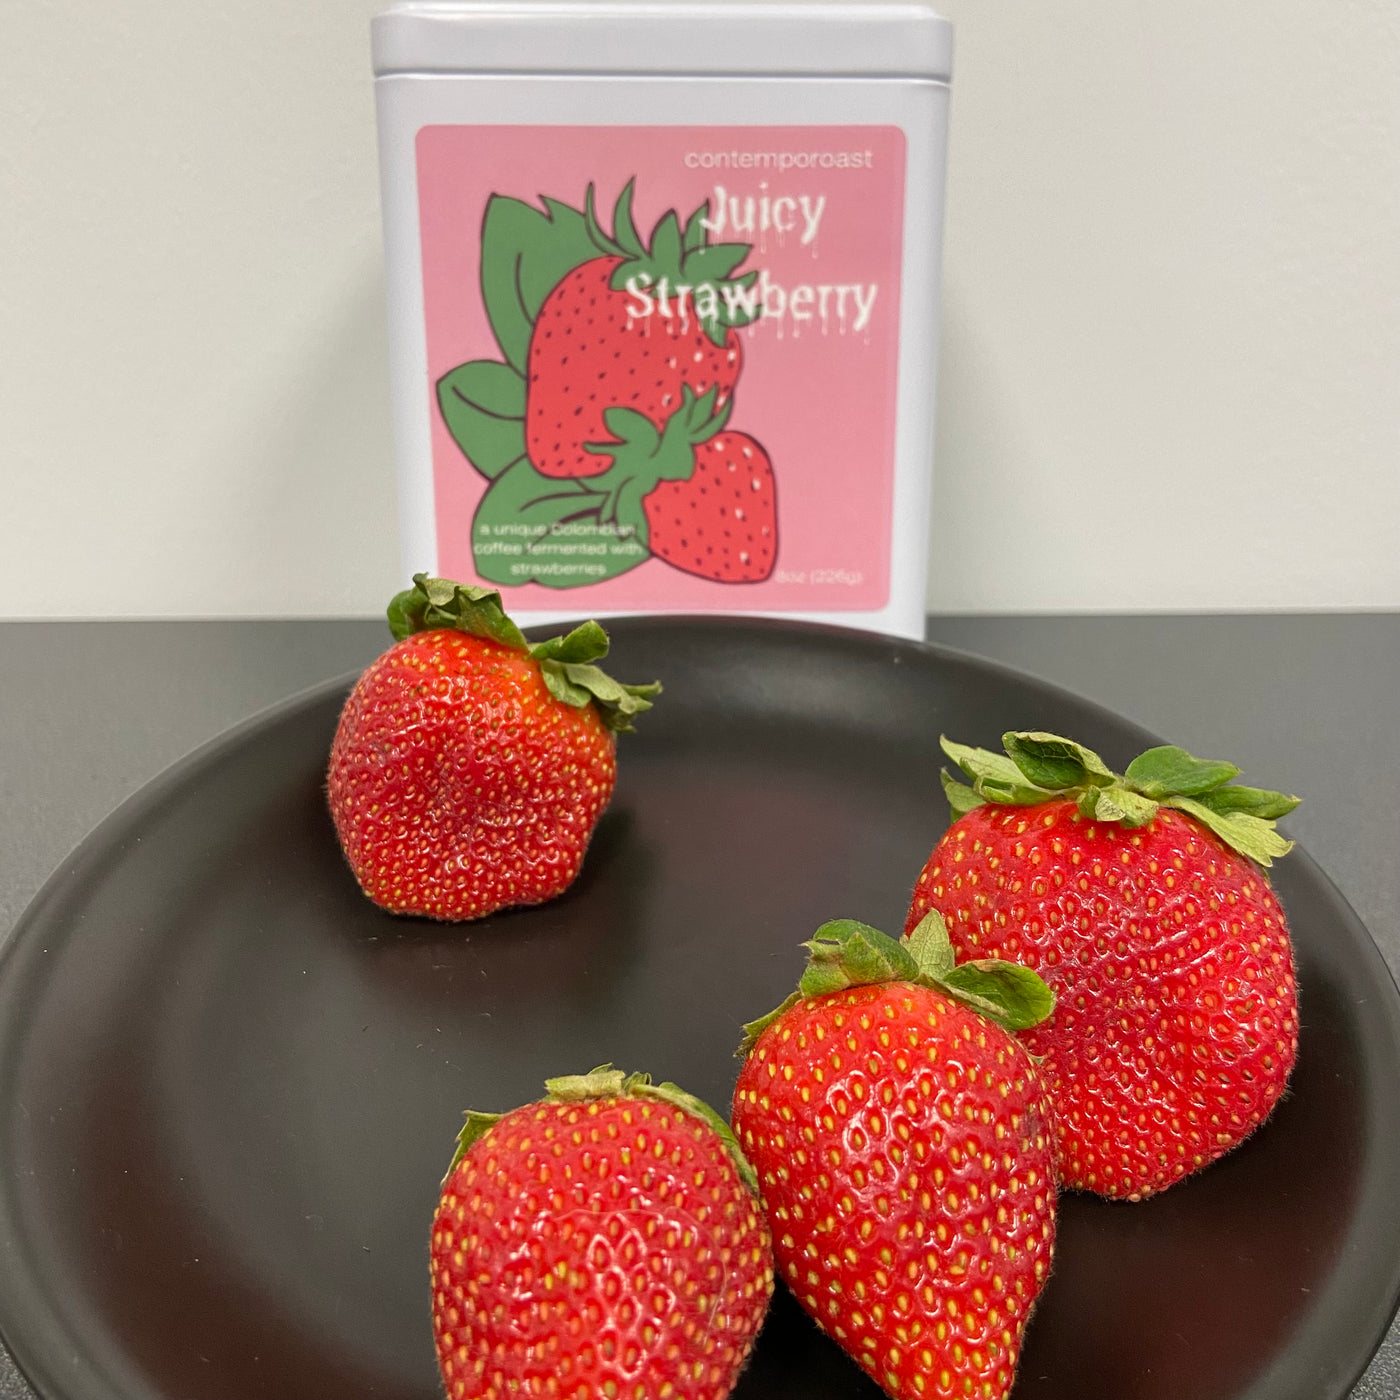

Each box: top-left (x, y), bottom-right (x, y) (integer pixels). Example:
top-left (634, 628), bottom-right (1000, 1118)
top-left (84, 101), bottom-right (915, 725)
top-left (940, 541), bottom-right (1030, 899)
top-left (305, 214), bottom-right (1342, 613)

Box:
top-left (446, 1066), bottom-right (761, 1199)
top-left (580, 383), bottom-right (734, 514)
top-left (736, 914), bottom-right (1054, 1059)
top-left (443, 1109), bottom-right (503, 1181)
top-left (576, 180), bottom-right (759, 346)
top-left (386, 575), bottom-right (661, 732)
top-left (388, 574), bottom-right (528, 650)
top-left (941, 731), bottom-right (1300, 867)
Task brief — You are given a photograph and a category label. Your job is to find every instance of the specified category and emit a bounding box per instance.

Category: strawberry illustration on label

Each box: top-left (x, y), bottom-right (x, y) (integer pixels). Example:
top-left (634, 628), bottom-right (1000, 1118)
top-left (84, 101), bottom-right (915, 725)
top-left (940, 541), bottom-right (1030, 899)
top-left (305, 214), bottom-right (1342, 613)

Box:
top-left (435, 180), bottom-right (779, 589)
top-left (645, 431), bottom-right (777, 582)
top-left (583, 387), bottom-right (778, 584)
top-left (527, 186), bottom-right (753, 479)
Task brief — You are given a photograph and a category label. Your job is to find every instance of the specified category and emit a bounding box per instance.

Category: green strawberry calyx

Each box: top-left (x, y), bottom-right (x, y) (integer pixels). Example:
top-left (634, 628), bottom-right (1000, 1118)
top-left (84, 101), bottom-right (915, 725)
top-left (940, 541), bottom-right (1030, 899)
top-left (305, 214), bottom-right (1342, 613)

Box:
top-left (736, 912), bottom-right (1055, 1058)
top-left (941, 730), bottom-right (1300, 868)
top-left (386, 573), bottom-right (661, 732)
top-left (445, 1064), bottom-right (760, 1197)
top-left (575, 384), bottom-right (733, 541)
top-left (583, 180), bottom-right (760, 347)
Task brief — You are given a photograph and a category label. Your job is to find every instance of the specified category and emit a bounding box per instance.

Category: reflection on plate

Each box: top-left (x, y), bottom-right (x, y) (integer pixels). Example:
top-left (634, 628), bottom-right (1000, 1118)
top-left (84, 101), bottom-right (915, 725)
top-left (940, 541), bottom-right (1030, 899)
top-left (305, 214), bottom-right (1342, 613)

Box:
top-left (0, 618), bottom-right (1398, 1400)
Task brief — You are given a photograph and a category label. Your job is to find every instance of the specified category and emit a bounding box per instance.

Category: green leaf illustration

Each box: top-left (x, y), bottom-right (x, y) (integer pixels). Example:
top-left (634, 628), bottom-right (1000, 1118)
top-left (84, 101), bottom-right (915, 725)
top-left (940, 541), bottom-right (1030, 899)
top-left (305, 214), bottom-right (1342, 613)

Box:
top-left (471, 459), bottom-right (650, 590)
top-left (683, 242), bottom-right (752, 285)
top-left (682, 201), bottom-right (710, 254)
top-left (436, 361), bottom-right (527, 480)
top-left (480, 195), bottom-right (602, 374)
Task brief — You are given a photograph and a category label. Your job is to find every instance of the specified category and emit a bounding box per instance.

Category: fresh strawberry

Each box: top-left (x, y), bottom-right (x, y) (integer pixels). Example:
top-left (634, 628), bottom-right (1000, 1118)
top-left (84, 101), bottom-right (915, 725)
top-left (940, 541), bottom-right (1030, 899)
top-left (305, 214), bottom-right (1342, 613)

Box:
top-left (643, 430), bottom-right (777, 583)
top-left (907, 730), bottom-right (1301, 1200)
top-left (430, 1066), bottom-right (774, 1400)
top-left (526, 182), bottom-right (758, 479)
top-left (732, 916), bottom-right (1057, 1400)
top-left (326, 575), bottom-right (659, 922)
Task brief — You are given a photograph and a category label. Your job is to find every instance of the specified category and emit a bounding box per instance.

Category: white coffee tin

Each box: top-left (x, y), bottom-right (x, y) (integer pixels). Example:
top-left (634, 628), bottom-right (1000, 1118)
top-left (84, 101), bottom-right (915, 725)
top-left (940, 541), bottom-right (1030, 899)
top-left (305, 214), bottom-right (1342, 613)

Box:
top-left (373, 2), bottom-right (952, 638)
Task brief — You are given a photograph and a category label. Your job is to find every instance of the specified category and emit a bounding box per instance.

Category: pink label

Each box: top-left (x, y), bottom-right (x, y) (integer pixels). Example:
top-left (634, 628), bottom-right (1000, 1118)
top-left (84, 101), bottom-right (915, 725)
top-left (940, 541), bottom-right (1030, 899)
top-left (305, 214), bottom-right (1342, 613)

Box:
top-left (416, 125), bottom-right (906, 611)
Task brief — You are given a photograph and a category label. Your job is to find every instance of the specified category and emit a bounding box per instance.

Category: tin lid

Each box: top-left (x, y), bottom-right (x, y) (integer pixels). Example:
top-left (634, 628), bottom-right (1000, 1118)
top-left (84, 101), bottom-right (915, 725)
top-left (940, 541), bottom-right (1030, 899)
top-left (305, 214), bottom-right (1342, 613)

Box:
top-left (372, 2), bottom-right (952, 80)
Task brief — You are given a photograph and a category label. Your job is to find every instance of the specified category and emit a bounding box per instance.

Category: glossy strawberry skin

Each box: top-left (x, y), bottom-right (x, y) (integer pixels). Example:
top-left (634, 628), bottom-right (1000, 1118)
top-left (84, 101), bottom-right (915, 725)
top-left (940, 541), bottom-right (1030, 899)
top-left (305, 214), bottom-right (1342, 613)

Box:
top-left (644, 432), bottom-right (776, 583)
top-left (526, 257), bottom-right (743, 480)
top-left (326, 629), bottom-right (615, 921)
top-left (906, 800), bottom-right (1299, 1199)
top-left (732, 982), bottom-right (1056, 1400)
top-left (430, 1095), bottom-right (773, 1400)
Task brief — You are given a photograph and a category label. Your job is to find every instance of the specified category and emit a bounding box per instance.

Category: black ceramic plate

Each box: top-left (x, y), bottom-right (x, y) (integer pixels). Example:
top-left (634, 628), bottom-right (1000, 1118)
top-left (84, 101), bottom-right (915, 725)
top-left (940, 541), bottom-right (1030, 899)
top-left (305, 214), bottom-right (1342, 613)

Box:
top-left (1, 618), bottom-right (1398, 1400)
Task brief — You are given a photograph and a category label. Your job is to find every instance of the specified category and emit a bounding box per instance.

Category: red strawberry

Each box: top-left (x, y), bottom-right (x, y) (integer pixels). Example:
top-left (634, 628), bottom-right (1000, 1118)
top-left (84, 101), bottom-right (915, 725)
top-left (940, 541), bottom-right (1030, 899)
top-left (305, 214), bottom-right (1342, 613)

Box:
top-left (732, 917), bottom-right (1057, 1400)
top-left (327, 575), bottom-right (659, 922)
top-left (644, 430), bottom-right (777, 583)
top-left (430, 1066), bottom-right (774, 1400)
top-left (907, 730), bottom-right (1301, 1200)
top-left (526, 182), bottom-right (758, 479)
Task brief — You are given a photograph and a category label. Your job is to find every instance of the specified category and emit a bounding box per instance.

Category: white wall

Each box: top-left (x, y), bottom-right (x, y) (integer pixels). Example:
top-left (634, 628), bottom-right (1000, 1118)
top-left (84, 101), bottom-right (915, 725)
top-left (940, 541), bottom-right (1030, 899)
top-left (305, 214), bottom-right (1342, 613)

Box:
top-left (2, 0), bottom-right (1396, 617)
top-left (931, 2), bottom-right (1400, 612)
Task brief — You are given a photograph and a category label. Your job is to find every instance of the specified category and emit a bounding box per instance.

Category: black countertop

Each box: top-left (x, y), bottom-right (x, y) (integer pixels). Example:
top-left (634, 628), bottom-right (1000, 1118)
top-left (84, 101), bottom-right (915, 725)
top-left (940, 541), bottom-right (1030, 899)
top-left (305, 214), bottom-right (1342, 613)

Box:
top-left (1, 613), bottom-right (1396, 1400)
